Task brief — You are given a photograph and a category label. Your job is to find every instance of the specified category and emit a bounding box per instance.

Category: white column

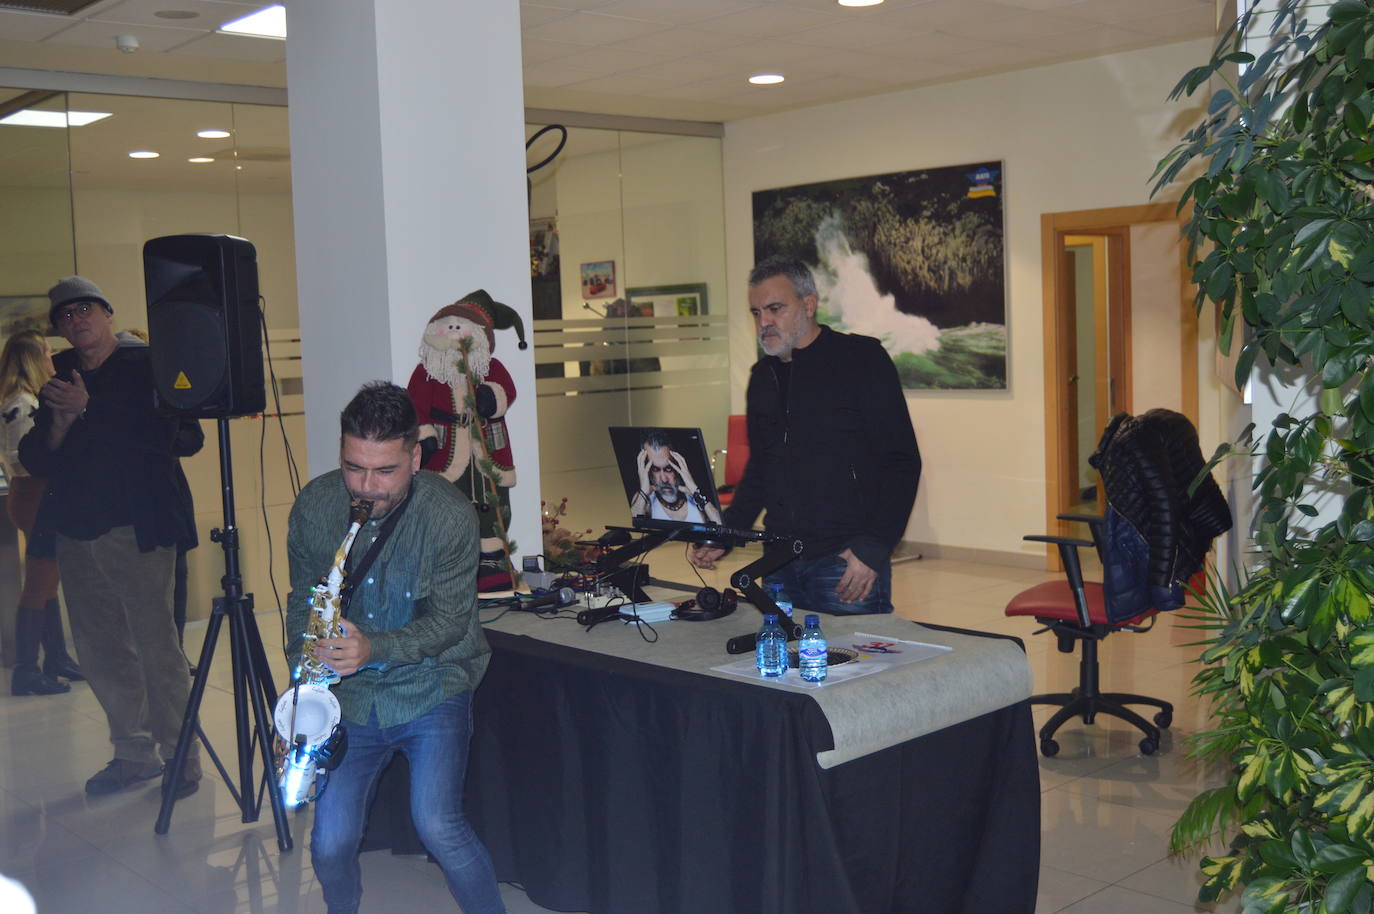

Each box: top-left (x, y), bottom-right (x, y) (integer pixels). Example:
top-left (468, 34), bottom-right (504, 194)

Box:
top-left (287, 0), bottom-right (541, 561)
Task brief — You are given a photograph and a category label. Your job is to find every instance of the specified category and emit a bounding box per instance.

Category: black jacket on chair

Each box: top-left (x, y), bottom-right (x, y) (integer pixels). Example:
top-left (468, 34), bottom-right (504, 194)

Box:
top-left (1090, 409), bottom-right (1232, 622)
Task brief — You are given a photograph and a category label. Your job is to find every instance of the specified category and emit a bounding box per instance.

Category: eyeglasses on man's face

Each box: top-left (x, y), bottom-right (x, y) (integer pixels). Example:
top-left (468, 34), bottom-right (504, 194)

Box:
top-left (54, 301), bottom-right (101, 324)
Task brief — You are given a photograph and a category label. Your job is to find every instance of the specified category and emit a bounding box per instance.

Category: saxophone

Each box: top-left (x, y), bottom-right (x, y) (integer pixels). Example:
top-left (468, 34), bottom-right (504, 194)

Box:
top-left (273, 499), bottom-right (374, 808)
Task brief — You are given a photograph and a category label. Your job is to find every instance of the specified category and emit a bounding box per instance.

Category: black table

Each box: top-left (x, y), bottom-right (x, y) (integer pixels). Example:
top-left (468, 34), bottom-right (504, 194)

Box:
top-left (450, 619), bottom-right (1041, 914)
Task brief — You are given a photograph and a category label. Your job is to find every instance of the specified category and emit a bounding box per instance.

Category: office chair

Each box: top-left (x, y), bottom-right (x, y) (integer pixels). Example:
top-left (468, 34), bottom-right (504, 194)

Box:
top-left (1006, 409), bottom-right (1231, 758)
top-left (714, 414), bottom-right (749, 507)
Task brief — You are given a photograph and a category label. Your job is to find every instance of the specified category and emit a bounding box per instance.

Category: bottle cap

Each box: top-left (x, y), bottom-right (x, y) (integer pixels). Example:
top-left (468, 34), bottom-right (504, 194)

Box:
top-left (805, 614), bottom-right (820, 626)
top-left (763, 613), bottom-right (778, 623)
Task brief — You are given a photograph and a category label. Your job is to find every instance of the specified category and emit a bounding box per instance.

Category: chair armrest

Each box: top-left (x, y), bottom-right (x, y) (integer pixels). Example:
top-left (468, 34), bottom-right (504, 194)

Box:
top-left (1056, 513), bottom-right (1103, 525)
top-left (1023, 535), bottom-right (1093, 628)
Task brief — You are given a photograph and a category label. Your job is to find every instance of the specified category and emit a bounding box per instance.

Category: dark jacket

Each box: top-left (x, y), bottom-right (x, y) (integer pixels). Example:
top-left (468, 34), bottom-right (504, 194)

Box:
top-left (19, 344), bottom-right (203, 553)
top-left (723, 325), bottom-right (921, 569)
top-left (1091, 409), bottom-right (1232, 620)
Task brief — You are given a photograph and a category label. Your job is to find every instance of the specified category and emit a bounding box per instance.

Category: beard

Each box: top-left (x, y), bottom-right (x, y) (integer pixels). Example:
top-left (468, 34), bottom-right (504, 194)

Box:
top-left (758, 323), bottom-right (807, 358)
top-left (419, 331), bottom-right (492, 386)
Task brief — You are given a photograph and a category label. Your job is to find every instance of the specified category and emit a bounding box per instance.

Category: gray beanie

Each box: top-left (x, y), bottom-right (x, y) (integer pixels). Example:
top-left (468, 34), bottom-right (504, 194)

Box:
top-left (48, 276), bottom-right (112, 326)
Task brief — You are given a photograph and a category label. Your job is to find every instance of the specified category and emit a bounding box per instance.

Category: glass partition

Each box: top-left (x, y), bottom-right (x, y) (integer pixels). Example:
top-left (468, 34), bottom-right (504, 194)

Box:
top-left (528, 125), bottom-right (730, 535)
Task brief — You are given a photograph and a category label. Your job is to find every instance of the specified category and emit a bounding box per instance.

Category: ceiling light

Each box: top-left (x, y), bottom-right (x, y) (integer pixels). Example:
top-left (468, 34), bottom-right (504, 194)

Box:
top-left (749, 73), bottom-right (785, 85)
top-left (129, 150), bottom-right (160, 159)
top-left (197, 129), bottom-right (231, 138)
top-left (0, 110), bottom-right (111, 128)
top-left (219, 4), bottom-right (286, 39)
top-left (188, 157), bottom-right (214, 163)
top-left (838, 0), bottom-right (884, 5)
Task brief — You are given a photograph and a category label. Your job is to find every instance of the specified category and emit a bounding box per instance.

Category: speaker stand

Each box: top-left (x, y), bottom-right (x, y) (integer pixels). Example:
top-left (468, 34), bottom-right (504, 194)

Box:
top-left (155, 417), bottom-right (292, 852)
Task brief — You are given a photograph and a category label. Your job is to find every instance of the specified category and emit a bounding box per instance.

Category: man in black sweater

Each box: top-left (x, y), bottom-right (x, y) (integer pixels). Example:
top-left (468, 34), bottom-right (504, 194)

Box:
top-left (691, 256), bottom-right (921, 614)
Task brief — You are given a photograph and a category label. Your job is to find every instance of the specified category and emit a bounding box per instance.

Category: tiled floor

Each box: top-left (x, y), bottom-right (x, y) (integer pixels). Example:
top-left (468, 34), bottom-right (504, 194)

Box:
top-left (0, 549), bottom-right (1237, 913)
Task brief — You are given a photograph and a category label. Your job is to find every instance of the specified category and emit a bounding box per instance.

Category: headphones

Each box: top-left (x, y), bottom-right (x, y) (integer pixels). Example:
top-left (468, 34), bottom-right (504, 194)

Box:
top-left (673, 586), bottom-right (738, 621)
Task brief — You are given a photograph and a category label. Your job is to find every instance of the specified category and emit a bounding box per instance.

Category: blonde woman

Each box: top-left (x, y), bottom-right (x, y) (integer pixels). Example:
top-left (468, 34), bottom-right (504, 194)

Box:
top-left (0, 329), bottom-right (82, 694)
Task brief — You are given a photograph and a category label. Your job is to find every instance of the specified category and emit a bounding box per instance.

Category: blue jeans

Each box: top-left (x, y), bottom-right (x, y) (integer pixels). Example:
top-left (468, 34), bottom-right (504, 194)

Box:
top-left (310, 692), bottom-right (505, 914)
top-left (765, 551), bottom-right (893, 615)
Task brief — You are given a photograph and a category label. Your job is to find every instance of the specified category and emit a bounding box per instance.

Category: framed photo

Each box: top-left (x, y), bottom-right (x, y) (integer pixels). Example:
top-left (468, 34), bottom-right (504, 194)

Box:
top-left (625, 283), bottom-right (708, 318)
top-left (580, 260), bottom-right (616, 300)
top-left (529, 217), bottom-right (560, 281)
top-left (753, 160), bottom-right (1006, 390)
top-left (0, 295), bottom-right (52, 339)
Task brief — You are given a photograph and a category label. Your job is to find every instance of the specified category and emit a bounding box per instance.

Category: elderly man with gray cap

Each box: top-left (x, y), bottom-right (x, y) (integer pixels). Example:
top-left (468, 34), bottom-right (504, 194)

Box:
top-left (18, 276), bottom-right (205, 798)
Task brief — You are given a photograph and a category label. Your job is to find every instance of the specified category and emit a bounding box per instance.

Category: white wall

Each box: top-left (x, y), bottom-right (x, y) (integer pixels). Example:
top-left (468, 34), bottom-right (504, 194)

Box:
top-left (723, 38), bottom-right (1215, 561)
top-left (1129, 221), bottom-right (1184, 414)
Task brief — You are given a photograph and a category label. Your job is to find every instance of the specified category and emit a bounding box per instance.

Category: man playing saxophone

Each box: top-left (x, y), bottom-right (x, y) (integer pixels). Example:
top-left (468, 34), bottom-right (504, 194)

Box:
top-left (284, 381), bottom-right (505, 914)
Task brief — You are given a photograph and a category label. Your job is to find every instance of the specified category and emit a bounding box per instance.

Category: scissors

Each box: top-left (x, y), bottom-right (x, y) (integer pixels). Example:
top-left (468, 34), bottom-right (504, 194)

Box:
top-left (852, 640), bottom-right (902, 654)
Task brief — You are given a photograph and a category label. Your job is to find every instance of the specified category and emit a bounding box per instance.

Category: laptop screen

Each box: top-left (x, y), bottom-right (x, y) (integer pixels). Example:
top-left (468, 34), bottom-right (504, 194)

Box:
top-left (607, 427), bottom-right (724, 530)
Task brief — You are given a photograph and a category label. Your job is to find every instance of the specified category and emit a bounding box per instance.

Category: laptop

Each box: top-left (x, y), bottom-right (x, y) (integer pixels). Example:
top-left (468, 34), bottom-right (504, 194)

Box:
top-left (607, 427), bottom-right (726, 537)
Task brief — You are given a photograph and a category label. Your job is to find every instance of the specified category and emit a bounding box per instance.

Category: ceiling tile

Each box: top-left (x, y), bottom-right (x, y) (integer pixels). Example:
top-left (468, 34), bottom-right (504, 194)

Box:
top-left (536, 43), bottom-right (663, 77)
top-left (940, 9), bottom-right (1093, 42)
top-left (524, 58), bottom-right (619, 87)
top-left (165, 30), bottom-right (284, 61)
top-left (599, 25), bottom-right (753, 58)
top-left (692, 3), bottom-right (846, 39)
top-left (86, 0), bottom-right (247, 30)
top-left (1101, 7), bottom-right (1214, 40)
top-left (845, 55), bottom-right (962, 85)
top-left (784, 16), bottom-right (927, 51)
top-left (524, 10), bottom-right (668, 45)
top-left (589, 0), bottom-right (761, 26)
top-left (0, 9), bottom-right (75, 39)
top-left (1030, 22), bottom-right (1161, 55)
top-left (522, 36), bottom-right (585, 64)
top-left (617, 54), bottom-right (748, 84)
top-left (864, 29), bottom-right (1014, 59)
top-left (522, 0), bottom-right (621, 11)
top-left (521, 4), bottom-right (577, 28)
top-left (42, 17), bottom-right (203, 50)
top-left (1073, 0), bottom-right (1213, 27)
top-left (560, 71), bottom-right (685, 94)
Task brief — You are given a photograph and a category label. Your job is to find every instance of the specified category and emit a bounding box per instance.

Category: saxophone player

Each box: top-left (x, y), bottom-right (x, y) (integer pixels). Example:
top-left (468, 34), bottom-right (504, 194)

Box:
top-left (285, 381), bottom-right (505, 914)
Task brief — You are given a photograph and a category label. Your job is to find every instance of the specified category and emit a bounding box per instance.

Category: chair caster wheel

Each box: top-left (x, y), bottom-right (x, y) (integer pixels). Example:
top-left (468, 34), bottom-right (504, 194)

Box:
top-left (1040, 738), bottom-right (1059, 758)
top-left (1153, 710), bottom-right (1172, 729)
top-left (1139, 737), bottom-right (1158, 756)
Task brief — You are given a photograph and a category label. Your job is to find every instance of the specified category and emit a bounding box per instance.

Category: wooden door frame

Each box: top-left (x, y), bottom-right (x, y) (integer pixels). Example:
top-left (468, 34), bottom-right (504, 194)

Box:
top-left (1041, 203), bottom-right (1197, 567)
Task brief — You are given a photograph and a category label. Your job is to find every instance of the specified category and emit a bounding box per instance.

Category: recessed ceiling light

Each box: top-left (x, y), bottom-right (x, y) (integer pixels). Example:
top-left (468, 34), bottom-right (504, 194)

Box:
top-left (197, 129), bottom-right (231, 138)
top-left (188, 157), bottom-right (214, 163)
top-left (219, 4), bottom-right (286, 39)
top-left (0, 110), bottom-right (111, 128)
top-left (838, 0), bottom-right (884, 6)
top-left (154, 9), bottom-right (199, 19)
top-left (129, 150), bottom-right (159, 159)
top-left (749, 73), bottom-right (785, 85)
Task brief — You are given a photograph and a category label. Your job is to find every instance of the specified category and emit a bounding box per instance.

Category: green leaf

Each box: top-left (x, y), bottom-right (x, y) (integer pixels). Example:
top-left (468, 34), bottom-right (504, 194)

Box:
top-left (1323, 865), bottom-right (1366, 914)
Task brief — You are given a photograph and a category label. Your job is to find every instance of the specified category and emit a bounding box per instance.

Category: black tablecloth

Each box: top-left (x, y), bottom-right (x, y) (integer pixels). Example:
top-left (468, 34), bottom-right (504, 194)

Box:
top-left (365, 621), bottom-right (1041, 914)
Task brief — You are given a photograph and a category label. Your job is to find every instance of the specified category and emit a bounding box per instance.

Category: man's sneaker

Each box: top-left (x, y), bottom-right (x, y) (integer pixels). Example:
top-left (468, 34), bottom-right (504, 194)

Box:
top-left (85, 758), bottom-right (163, 795)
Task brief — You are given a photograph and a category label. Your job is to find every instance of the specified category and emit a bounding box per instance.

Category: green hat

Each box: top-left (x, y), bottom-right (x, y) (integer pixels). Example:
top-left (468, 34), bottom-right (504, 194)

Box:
top-left (440, 289), bottom-right (528, 351)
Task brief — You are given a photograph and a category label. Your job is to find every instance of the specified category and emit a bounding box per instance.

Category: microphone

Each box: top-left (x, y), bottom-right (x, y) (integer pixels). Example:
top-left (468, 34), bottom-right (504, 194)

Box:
top-left (519, 587), bottom-right (576, 612)
top-left (576, 604), bottom-right (625, 627)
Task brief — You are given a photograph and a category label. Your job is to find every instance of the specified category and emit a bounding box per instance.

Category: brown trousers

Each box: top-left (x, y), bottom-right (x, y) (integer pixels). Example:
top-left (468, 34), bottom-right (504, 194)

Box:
top-left (57, 527), bottom-right (196, 765)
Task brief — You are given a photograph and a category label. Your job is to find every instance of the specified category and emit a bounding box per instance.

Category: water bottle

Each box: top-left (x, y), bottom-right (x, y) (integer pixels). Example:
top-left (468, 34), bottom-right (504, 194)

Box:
top-left (755, 614), bottom-right (787, 678)
top-left (771, 583), bottom-right (794, 620)
top-left (798, 614), bottom-right (828, 682)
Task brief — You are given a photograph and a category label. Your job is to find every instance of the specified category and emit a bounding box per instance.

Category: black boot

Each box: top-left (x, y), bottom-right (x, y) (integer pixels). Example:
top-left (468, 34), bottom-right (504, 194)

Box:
top-left (40, 598), bottom-right (84, 682)
top-left (12, 607), bottom-right (69, 696)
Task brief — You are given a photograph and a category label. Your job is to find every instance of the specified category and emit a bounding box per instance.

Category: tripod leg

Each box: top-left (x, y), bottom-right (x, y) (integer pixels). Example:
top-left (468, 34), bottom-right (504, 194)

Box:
top-left (229, 596), bottom-right (294, 852)
top-left (228, 602), bottom-right (256, 819)
top-left (156, 600), bottom-right (224, 835)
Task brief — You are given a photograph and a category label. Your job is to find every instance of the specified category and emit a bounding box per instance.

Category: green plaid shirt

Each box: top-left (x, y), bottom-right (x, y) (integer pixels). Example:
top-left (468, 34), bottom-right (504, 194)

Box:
top-left (285, 469), bottom-right (490, 727)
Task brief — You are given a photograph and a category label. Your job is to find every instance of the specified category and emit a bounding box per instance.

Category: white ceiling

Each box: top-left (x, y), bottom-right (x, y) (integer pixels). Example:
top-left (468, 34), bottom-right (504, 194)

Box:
top-left (0, 0), bottom-right (1219, 123)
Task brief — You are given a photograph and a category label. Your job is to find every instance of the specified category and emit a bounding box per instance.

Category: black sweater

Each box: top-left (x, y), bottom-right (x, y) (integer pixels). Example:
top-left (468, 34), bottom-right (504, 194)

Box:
top-left (722, 325), bottom-right (921, 569)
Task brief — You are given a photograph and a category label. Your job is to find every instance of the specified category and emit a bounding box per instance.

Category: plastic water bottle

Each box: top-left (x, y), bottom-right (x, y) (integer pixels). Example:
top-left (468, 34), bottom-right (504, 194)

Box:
top-left (755, 614), bottom-right (787, 678)
top-left (798, 614), bottom-right (828, 682)
top-left (771, 583), bottom-right (794, 620)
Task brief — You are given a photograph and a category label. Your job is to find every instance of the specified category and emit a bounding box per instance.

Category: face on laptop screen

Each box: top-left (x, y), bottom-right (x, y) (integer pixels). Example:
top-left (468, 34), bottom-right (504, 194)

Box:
top-left (608, 427), bottom-right (723, 527)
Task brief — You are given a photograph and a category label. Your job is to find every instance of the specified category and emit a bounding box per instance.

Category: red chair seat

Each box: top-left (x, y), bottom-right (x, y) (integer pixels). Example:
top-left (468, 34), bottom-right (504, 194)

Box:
top-left (1004, 580), bottom-right (1155, 627)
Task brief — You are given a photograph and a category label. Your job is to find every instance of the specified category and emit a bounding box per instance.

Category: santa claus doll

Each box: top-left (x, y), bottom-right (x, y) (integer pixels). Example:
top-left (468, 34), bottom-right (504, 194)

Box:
top-left (407, 289), bottom-right (527, 589)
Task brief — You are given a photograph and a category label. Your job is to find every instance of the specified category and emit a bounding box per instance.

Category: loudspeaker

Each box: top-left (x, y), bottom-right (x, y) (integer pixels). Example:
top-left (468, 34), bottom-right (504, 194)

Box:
top-left (143, 234), bottom-right (265, 417)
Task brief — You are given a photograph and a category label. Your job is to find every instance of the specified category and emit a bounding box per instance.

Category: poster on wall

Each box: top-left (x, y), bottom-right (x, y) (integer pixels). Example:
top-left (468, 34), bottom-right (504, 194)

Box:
top-left (580, 260), bottom-right (616, 300)
top-left (0, 295), bottom-right (52, 339)
top-left (752, 161), bottom-right (1007, 390)
top-left (627, 283), bottom-right (708, 318)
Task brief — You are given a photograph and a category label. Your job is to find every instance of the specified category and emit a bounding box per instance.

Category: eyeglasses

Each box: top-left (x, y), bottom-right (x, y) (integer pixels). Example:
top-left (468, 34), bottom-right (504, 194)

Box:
top-left (54, 301), bottom-right (100, 324)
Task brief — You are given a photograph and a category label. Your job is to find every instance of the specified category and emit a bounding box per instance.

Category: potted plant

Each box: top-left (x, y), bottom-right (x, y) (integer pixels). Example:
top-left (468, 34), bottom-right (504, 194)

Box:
top-left (1152, 1), bottom-right (1374, 911)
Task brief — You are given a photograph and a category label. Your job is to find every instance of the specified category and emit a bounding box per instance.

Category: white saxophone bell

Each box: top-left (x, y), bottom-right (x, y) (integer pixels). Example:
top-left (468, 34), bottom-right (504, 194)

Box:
top-left (273, 683), bottom-right (343, 808)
